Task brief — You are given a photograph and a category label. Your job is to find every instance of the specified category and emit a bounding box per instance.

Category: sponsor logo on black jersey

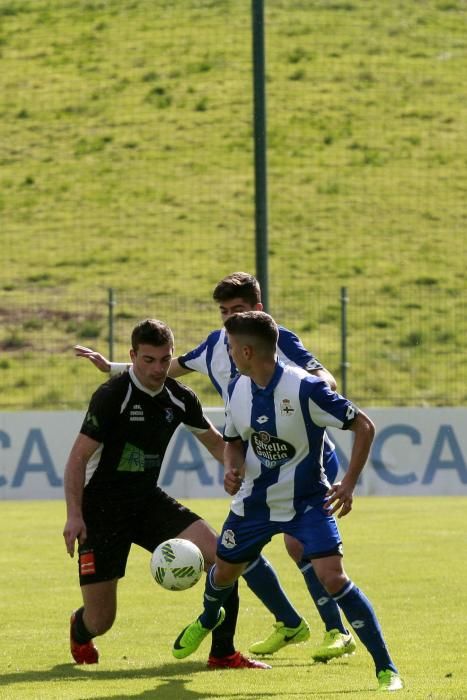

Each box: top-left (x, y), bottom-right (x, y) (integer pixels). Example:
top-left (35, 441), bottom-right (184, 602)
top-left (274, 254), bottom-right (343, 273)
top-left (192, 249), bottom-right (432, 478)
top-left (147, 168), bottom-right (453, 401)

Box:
top-left (130, 404), bottom-right (144, 422)
top-left (251, 431), bottom-right (296, 469)
top-left (164, 408), bottom-right (174, 423)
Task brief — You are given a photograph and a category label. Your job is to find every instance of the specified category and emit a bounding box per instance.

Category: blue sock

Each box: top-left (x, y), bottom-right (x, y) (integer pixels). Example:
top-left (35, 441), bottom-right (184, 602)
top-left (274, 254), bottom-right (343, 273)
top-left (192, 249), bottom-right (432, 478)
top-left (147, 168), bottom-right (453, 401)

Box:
top-left (199, 566), bottom-right (235, 629)
top-left (243, 555), bottom-right (302, 628)
top-left (333, 580), bottom-right (398, 675)
top-left (298, 559), bottom-right (347, 634)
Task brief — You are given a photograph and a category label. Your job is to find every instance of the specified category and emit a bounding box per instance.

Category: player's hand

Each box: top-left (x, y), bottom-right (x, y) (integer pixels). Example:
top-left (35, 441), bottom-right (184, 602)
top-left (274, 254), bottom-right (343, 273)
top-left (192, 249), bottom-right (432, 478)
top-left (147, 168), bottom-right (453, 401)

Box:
top-left (74, 345), bottom-right (110, 372)
top-left (63, 516), bottom-right (87, 557)
top-left (325, 481), bottom-right (354, 518)
top-left (224, 467), bottom-right (243, 495)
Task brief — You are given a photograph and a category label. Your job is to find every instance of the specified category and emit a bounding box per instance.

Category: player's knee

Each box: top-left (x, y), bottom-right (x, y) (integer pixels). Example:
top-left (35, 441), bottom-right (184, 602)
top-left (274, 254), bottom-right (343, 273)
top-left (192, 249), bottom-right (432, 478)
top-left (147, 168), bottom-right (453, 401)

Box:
top-left (181, 520), bottom-right (217, 569)
top-left (319, 571), bottom-right (349, 596)
top-left (213, 560), bottom-right (243, 588)
top-left (199, 537), bottom-right (216, 570)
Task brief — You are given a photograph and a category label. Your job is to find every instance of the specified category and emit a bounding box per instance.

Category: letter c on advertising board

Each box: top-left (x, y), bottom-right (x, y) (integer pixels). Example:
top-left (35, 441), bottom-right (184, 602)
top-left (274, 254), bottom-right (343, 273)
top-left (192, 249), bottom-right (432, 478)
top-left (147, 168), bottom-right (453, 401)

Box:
top-left (371, 425), bottom-right (419, 485)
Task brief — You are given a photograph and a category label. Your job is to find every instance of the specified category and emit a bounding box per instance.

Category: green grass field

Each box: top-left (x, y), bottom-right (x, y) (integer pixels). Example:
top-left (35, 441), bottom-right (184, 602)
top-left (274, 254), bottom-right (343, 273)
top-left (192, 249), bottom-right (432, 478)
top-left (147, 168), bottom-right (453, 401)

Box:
top-left (1, 0), bottom-right (466, 409)
top-left (1, 497), bottom-right (466, 699)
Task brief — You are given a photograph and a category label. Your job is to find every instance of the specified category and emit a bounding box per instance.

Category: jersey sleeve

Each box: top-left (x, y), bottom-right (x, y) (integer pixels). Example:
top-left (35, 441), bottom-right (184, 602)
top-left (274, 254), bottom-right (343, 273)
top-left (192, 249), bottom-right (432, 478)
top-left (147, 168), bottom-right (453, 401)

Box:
top-left (180, 388), bottom-right (211, 434)
top-left (177, 338), bottom-right (209, 374)
top-left (305, 378), bottom-right (359, 429)
top-left (79, 380), bottom-right (123, 442)
top-left (277, 326), bottom-right (323, 372)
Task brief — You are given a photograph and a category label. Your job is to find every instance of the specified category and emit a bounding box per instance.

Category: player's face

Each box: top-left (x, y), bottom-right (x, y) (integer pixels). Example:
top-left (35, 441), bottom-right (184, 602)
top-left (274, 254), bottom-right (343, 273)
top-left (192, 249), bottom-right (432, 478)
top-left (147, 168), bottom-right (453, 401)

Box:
top-left (218, 298), bottom-right (262, 323)
top-left (227, 333), bottom-right (250, 376)
top-left (130, 343), bottom-right (173, 392)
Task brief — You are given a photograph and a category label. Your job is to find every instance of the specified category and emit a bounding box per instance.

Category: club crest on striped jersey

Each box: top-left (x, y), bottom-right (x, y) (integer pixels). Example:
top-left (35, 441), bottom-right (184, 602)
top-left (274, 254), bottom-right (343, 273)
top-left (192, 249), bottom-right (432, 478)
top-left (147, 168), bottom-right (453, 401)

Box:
top-left (280, 398), bottom-right (295, 416)
top-left (251, 431), bottom-right (296, 469)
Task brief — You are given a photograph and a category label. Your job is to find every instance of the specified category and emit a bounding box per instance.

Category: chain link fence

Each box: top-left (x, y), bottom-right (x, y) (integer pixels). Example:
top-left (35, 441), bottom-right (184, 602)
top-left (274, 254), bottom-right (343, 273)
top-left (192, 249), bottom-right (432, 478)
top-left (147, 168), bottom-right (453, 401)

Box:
top-left (0, 284), bottom-right (465, 409)
top-left (1, 1), bottom-right (465, 410)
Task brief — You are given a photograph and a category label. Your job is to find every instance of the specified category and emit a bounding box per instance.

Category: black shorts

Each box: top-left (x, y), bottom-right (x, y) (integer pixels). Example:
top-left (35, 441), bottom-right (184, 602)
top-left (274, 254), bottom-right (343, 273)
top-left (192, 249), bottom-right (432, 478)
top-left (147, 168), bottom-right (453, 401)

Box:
top-left (77, 485), bottom-right (201, 586)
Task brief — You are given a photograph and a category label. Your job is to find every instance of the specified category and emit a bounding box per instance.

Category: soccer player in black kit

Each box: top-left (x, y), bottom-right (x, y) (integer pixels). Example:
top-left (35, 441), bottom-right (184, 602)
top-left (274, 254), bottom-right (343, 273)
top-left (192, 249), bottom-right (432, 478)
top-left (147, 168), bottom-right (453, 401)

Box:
top-left (63, 318), bottom-right (300, 668)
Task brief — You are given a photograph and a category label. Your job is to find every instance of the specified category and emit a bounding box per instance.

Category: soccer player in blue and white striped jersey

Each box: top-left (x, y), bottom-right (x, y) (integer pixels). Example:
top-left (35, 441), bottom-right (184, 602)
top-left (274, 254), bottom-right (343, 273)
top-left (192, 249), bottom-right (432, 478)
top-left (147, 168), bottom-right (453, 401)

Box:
top-left (75, 272), bottom-right (354, 661)
top-left (173, 311), bottom-right (403, 692)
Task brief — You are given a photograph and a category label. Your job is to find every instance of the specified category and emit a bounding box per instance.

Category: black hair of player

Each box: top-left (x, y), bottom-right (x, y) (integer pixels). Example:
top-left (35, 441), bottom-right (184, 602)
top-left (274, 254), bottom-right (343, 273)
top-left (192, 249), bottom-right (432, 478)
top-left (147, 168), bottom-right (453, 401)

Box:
top-left (224, 311), bottom-right (278, 353)
top-left (212, 272), bottom-right (261, 306)
top-left (131, 319), bottom-right (174, 351)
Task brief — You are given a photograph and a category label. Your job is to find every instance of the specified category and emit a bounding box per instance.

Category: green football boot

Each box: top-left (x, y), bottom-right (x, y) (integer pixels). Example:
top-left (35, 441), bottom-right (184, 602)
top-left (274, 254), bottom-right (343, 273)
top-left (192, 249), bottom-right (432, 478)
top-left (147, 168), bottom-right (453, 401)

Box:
top-left (311, 628), bottom-right (357, 662)
top-left (249, 618), bottom-right (310, 655)
top-left (172, 608), bottom-right (225, 659)
top-left (377, 669), bottom-right (404, 691)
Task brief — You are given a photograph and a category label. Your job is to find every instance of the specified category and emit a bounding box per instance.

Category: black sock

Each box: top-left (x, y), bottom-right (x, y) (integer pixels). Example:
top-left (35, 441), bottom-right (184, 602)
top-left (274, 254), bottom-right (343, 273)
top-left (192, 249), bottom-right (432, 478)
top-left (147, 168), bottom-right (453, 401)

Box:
top-left (209, 580), bottom-right (238, 658)
top-left (72, 607), bottom-right (94, 644)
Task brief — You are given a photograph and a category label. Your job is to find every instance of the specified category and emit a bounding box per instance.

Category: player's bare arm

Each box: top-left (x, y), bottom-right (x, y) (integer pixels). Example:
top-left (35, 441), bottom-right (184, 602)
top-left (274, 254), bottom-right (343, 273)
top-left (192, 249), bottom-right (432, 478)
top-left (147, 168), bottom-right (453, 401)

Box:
top-left (310, 367), bottom-right (337, 391)
top-left (75, 345), bottom-right (191, 380)
top-left (194, 423), bottom-right (225, 464)
top-left (326, 411), bottom-right (375, 519)
top-left (63, 433), bottom-right (100, 557)
top-left (223, 439), bottom-right (245, 496)
top-left (168, 357), bottom-right (192, 378)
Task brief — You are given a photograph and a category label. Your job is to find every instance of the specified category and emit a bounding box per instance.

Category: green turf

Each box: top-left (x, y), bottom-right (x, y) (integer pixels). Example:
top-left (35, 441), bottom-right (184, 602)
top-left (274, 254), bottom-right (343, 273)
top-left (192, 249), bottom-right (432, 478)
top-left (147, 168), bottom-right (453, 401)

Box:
top-left (1, 497), bottom-right (466, 699)
top-left (1, 0), bottom-right (466, 409)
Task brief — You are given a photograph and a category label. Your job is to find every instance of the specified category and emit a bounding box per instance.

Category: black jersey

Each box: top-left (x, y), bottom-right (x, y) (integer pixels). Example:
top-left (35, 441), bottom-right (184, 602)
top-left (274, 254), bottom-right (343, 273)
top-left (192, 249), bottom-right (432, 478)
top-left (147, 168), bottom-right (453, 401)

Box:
top-left (80, 370), bottom-right (210, 495)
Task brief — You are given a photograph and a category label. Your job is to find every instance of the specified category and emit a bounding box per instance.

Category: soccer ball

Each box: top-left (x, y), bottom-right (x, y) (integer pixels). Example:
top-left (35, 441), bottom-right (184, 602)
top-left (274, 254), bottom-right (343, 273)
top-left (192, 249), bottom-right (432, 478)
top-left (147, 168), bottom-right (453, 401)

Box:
top-left (150, 538), bottom-right (204, 591)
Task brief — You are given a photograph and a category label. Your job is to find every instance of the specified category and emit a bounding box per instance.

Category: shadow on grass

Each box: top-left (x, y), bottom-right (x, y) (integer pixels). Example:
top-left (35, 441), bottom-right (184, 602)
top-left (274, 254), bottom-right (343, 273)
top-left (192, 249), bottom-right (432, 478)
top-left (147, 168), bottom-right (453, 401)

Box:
top-left (0, 660), bottom-right (375, 699)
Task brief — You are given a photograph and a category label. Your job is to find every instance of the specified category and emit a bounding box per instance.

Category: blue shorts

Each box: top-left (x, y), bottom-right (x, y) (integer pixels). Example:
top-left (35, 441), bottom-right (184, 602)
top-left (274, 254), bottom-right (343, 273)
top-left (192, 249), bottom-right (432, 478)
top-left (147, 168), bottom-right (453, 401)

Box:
top-left (217, 503), bottom-right (342, 564)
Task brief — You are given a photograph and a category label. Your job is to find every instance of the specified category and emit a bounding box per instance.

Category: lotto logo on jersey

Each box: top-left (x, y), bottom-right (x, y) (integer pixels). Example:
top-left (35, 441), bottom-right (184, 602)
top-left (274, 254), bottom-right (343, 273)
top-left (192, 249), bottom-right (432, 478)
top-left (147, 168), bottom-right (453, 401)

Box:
top-left (251, 431), bottom-right (296, 469)
top-left (346, 405), bottom-right (357, 421)
top-left (305, 359), bottom-right (321, 371)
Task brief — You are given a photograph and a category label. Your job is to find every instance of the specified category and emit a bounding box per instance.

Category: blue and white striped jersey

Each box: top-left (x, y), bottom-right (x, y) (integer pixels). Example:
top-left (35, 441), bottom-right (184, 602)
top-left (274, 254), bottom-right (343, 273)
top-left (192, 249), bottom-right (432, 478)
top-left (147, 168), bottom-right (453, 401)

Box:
top-left (178, 326), bottom-right (323, 402)
top-left (224, 362), bottom-right (358, 522)
top-left (110, 326), bottom-right (338, 480)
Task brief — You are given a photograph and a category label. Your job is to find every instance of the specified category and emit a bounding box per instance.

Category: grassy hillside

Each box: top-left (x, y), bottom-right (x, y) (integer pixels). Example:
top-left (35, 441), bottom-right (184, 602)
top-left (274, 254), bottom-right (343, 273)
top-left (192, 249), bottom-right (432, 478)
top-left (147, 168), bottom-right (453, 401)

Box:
top-left (0, 0), bottom-right (466, 408)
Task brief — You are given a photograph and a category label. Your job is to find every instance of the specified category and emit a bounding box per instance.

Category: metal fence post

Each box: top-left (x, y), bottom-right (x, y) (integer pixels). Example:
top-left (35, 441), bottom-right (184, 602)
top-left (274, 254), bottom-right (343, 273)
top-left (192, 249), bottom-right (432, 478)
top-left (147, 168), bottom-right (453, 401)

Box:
top-left (108, 288), bottom-right (115, 361)
top-left (340, 286), bottom-right (349, 396)
top-left (251, 0), bottom-right (269, 311)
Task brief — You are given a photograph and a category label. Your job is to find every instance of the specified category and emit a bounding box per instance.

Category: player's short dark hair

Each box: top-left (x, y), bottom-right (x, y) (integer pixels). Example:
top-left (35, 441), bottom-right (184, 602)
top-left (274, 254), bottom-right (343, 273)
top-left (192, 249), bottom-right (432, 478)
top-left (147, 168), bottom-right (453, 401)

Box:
top-left (212, 272), bottom-right (261, 306)
top-left (224, 311), bottom-right (278, 353)
top-left (131, 319), bottom-right (174, 351)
